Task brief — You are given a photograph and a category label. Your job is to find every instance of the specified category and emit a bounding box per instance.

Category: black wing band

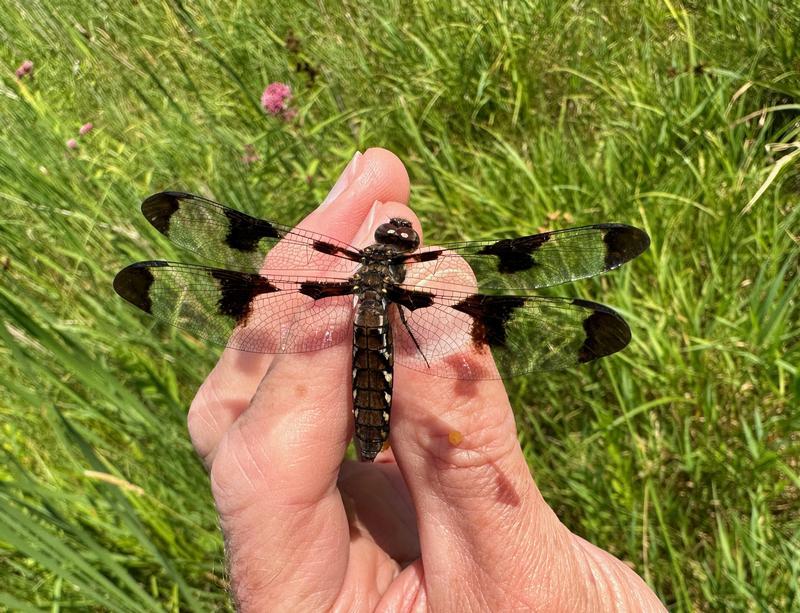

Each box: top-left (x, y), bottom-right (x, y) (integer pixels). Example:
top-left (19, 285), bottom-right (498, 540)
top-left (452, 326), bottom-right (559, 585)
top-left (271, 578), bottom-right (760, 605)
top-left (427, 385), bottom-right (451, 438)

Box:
top-left (142, 192), bottom-right (362, 274)
top-left (114, 261), bottom-right (355, 353)
top-left (398, 223), bottom-right (649, 292)
top-left (389, 287), bottom-right (632, 379)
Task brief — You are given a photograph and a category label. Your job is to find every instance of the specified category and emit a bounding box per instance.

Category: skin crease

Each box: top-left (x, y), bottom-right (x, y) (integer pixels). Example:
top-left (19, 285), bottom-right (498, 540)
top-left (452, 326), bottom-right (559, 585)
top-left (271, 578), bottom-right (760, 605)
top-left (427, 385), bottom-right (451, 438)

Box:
top-left (187, 148), bottom-right (667, 612)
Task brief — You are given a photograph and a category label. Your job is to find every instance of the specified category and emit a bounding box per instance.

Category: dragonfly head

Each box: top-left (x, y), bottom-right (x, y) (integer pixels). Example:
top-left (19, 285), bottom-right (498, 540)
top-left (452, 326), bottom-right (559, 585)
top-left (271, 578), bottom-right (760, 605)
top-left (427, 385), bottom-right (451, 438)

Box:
top-left (374, 218), bottom-right (419, 253)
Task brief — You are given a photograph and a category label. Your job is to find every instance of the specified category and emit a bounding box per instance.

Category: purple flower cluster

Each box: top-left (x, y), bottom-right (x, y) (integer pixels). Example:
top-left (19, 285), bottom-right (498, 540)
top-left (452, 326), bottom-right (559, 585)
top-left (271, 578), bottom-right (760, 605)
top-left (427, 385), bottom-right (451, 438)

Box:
top-left (15, 60), bottom-right (33, 79)
top-left (261, 82), bottom-right (291, 113)
top-left (261, 82), bottom-right (297, 121)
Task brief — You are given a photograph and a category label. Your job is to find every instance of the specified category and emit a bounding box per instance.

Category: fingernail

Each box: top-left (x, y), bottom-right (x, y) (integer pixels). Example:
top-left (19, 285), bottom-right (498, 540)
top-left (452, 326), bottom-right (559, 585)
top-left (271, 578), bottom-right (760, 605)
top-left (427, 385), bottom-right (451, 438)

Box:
top-left (365, 199), bottom-right (381, 229)
top-left (352, 200), bottom-right (383, 246)
top-left (319, 150), bottom-right (362, 209)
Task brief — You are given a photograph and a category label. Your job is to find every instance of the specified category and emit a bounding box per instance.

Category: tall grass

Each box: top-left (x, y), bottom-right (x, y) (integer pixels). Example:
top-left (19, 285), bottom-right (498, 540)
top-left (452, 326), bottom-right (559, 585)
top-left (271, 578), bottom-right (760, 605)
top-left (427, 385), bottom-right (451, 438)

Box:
top-left (1, 0), bottom-right (798, 610)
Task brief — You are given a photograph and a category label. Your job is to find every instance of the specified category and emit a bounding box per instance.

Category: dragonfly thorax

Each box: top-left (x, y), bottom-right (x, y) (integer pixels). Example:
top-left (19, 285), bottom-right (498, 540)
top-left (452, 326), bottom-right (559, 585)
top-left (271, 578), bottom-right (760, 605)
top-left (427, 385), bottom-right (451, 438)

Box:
top-left (353, 267), bottom-right (388, 286)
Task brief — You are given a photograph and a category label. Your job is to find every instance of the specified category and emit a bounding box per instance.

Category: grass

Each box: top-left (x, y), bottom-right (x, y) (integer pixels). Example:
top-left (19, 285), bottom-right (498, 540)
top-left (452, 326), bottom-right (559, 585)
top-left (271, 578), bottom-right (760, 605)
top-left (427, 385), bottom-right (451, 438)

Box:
top-left (0, 0), bottom-right (798, 610)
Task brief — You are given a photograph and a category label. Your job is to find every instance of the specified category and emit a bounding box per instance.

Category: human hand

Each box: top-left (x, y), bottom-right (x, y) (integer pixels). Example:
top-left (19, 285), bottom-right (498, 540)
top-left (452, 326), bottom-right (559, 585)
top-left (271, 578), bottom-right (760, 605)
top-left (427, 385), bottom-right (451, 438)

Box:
top-left (188, 148), bottom-right (666, 611)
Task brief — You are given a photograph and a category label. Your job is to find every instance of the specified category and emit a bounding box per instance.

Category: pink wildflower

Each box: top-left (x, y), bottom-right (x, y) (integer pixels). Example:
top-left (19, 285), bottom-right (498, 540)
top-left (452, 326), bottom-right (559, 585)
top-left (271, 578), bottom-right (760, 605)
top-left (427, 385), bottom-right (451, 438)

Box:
top-left (66, 138), bottom-right (78, 149)
top-left (281, 107), bottom-right (298, 122)
top-left (79, 122), bottom-right (93, 135)
top-left (15, 60), bottom-right (34, 79)
top-left (261, 82), bottom-right (292, 115)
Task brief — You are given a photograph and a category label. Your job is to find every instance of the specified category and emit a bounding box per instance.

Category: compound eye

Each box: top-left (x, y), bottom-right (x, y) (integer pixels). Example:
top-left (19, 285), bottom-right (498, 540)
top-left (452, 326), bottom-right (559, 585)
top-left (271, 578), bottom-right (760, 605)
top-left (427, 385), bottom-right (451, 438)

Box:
top-left (374, 219), bottom-right (419, 251)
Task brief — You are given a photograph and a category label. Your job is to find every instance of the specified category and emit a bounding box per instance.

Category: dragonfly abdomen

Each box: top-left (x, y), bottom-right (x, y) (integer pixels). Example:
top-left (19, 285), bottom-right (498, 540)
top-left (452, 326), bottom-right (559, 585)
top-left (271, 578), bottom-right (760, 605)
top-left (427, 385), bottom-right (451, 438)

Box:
top-left (352, 297), bottom-right (393, 462)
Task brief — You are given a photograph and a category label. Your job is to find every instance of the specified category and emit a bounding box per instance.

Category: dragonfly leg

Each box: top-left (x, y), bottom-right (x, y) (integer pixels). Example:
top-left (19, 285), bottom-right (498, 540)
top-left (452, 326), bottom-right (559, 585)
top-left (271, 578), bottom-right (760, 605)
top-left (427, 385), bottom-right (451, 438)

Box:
top-left (397, 305), bottom-right (430, 368)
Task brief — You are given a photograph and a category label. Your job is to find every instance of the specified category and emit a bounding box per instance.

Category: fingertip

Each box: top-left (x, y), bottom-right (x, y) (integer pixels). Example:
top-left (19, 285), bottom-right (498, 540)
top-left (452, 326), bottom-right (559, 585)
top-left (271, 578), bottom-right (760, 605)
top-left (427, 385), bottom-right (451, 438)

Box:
top-left (305, 150), bottom-right (412, 241)
top-left (360, 148), bottom-right (411, 205)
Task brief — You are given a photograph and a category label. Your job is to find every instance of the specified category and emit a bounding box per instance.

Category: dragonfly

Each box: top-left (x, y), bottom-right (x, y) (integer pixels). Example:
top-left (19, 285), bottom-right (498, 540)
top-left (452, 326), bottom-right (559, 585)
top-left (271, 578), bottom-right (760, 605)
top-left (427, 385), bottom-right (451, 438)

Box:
top-left (114, 192), bottom-right (650, 461)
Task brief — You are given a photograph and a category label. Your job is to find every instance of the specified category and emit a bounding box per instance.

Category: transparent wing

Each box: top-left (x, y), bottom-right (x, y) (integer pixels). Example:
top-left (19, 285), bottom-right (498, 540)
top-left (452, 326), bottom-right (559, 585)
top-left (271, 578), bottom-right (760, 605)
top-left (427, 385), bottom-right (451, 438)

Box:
top-left (390, 286), bottom-right (631, 380)
top-left (141, 192), bottom-right (362, 276)
top-left (400, 224), bottom-right (649, 292)
top-left (113, 261), bottom-right (355, 353)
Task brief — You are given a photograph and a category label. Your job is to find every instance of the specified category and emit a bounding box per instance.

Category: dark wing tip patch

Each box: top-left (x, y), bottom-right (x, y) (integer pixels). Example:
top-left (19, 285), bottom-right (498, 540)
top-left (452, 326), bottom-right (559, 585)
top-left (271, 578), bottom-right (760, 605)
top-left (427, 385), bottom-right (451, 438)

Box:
top-left (113, 261), bottom-right (166, 313)
top-left (141, 191), bottom-right (283, 253)
top-left (141, 192), bottom-right (186, 235)
top-left (572, 298), bottom-right (632, 363)
top-left (602, 225), bottom-right (650, 269)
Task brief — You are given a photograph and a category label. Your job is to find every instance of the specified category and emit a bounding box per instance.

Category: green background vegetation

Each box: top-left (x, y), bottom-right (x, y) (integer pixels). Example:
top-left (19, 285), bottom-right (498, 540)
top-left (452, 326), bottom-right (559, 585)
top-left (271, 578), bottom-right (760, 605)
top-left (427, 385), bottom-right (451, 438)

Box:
top-left (1, 1), bottom-right (798, 610)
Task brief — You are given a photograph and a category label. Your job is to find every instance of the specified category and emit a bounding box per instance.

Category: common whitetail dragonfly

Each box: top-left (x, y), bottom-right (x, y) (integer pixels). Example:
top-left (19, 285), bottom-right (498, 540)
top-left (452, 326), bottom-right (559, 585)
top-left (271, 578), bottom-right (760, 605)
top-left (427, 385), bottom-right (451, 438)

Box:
top-left (114, 192), bottom-right (649, 461)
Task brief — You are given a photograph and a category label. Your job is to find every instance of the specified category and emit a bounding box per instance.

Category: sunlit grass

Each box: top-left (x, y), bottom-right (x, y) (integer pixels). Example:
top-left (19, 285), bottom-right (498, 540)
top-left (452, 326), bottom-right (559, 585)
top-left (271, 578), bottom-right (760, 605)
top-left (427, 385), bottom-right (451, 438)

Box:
top-left (1, 1), bottom-right (798, 610)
